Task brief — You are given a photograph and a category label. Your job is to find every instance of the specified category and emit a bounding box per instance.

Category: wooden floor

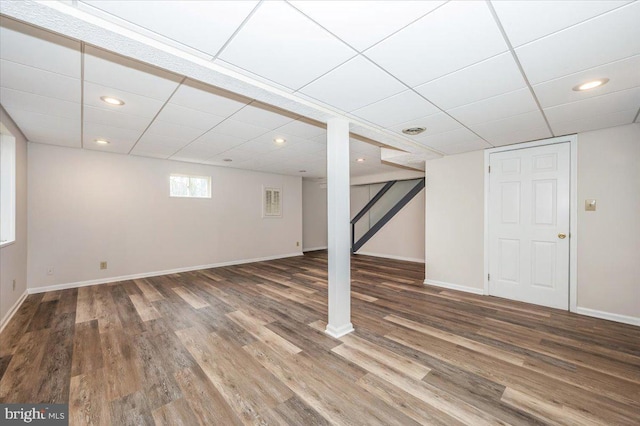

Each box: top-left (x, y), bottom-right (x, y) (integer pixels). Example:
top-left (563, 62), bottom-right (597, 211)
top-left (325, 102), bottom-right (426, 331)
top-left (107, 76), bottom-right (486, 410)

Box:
top-left (1, 251), bottom-right (639, 425)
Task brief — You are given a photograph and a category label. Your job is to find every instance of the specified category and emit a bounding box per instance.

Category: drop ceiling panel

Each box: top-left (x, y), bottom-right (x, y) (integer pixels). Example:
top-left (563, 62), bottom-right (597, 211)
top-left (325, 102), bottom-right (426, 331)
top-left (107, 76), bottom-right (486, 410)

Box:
top-left (389, 112), bottom-right (462, 138)
top-left (533, 55), bottom-right (640, 108)
top-left (516, 2), bottom-right (640, 84)
top-left (83, 121), bottom-right (141, 153)
top-left (289, 0), bottom-right (445, 51)
top-left (210, 119), bottom-right (270, 141)
top-left (415, 127), bottom-right (486, 151)
top-left (0, 88), bottom-right (79, 120)
top-left (218, 0), bottom-right (356, 89)
top-left (83, 46), bottom-right (181, 100)
top-left (551, 109), bottom-right (638, 135)
top-left (365, 1), bottom-right (507, 87)
top-left (544, 87), bottom-right (640, 124)
top-left (300, 56), bottom-right (406, 112)
top-left (169, 80), bottom-right (250, 117)
top-left (0, 17), bottom-right (81, 78)
top-left (490, 126), bottom-right (553, 147)
top-left (447, 88), bottom-right (538, 126)
top-left (469, 110), bottom-right (549, 141)
top-left (491, 0), bottom-right (631, 47)
top-left (140, 120), bottom-right (204, 149)
top-left (190, 131), bottom-right (249, 155)
top-left (83, 105), bottom-right (152, 132)
top-left (229, 103), bottom-right (298, 129)
top-left (0, 59), bottom-right (80, 103)
top-left (438, 138), bottom-right (492, 155)
top-left (154, 103), bottom-right (225, 131)
top-left (80, 0), bottom-right (258, 56)
top-left (5, 108), bottom-right (80, 147)
top-left (274, 119), bottom-right (325, 139)
top-left (351, 90), bottom-right (438, 128)
top-left (415, 52), bottom-right (525, 110)
top-left (83, 82), bottom-right (165, 119)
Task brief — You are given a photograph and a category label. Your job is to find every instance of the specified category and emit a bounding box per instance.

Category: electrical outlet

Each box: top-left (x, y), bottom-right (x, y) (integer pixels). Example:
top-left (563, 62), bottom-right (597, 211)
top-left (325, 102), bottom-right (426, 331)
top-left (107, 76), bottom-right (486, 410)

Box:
top-left (47, 267), bottom-right (54, 276)
top-left (100, 261), bottom-right (108, 270)
top-left (12, 279), bottom-right (16, 291)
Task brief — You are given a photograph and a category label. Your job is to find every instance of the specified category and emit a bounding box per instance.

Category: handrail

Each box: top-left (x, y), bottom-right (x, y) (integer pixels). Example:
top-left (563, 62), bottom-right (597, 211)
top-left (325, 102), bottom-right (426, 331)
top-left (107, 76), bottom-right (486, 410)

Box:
top-left (350, 180), bottom-right (396, 225)
top-left (352, 178), bottom-right (425, 253)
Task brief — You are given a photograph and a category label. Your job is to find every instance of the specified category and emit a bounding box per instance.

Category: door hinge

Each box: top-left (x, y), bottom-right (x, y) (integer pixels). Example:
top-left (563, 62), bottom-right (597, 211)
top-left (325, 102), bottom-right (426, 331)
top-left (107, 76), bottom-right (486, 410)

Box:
top-left (487, 273), bottom-right (490, 281)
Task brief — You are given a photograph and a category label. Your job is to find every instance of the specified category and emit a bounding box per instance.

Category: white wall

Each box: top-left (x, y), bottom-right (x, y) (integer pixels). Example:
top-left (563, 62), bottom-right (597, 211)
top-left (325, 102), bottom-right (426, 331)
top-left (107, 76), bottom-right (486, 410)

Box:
top-left (425, 124), bottom-right (640, 322)
top-left (27, 143), bottom-right (302, 290)
top-left (302, 178), bottom-right (327, 251)
top-left (425, 150), bottom-right (485, 291)
top-left (0, 106), bottom-right (28, 328)
top-left (577, 124), bottom-right (639, 319)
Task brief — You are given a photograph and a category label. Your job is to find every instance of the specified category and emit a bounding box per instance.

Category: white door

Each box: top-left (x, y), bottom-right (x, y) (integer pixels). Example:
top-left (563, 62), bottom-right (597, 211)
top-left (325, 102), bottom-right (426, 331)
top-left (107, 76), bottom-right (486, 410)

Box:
top-left (488, 143), bottom-right (570, 309)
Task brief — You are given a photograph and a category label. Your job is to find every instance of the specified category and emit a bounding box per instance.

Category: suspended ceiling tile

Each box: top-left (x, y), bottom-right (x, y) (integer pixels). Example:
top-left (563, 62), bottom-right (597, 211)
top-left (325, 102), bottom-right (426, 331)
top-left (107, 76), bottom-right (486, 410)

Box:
top-left (83, 46), bottom-right (181, 101)
top-left (544, 87), bottom-right (640, 124)
top-left (489, 126), bottom-right (553, 147)
top-left (218, 0), bottom-right (356, 90)
top-left (415, 52), bottom-right (525, 110)
top-left (469, 110), bottom-right (548, 140)
top-left (533, 55), bottom-right (640, 108)
top-left (437, 138), bottom-right (492, 155)
top-left (80, 0), bottom-right (258, 56)
top-left (447, 88), bottom-right (538, 126)
top-left (415, 127), bottom-right (483, 150)
top-left (515, 2), bottom-right (640, 84)
top-left (351, 90), bottom-right (438, 128)
top-left (190, 131), bottom-right (248, 154)
top-left (169, 80), bottom-right (250, 117)
top-left (0, 88), bottom-right (79, 120)
top-left (229, 103), bottom-right (298, 129)
top-left (289, 0), bottom-right (445, 51)
top-left (275, 119), bottom-right (325, 139)
top-left (491, 0), bottom-right (632, 48)
top-left (299, 56), bottom-right (406, 112)
top-left (0, 16), bottom-right (81, 78)
top-left (0, 59), bottom-right (80, 103)
top-left (83, 105), bottom-right (152, 132)
top-left (5, 108), bottom-right (80, 147)
top-left (155, 103), bottom-right (225, 131)
top-left (551, 108), bottom-right (637, 135)
top-left (84, 81), bottom-right (165, 119)
top-left (365, 1), bottom-right (507, 87)
top-left (211, 118), bottom-right (270, 141)
top-left (83, 121), bottom-right (141, 153)
top-left (389, 112), bottom-right (462, 137)
top-left (141, 120), bottom-right (204, 146)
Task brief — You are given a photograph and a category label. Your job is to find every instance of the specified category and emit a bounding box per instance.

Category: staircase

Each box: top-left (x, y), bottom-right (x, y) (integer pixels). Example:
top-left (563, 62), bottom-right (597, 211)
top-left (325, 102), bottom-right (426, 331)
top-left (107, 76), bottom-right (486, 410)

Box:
top-left (351, 178), bottom-right (425, 253)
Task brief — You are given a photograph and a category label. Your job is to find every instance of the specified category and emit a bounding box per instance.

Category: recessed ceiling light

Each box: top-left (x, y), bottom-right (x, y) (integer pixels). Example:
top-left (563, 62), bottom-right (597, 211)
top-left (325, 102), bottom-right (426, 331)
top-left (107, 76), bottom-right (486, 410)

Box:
top-left (572, 78), bottom-right (609, 91)
top-left (356, 158), bottom-right (365, 163)
top-left (223, 158), bottom-right (233, 162)
top-left (100, 96), bottom-right (125, 106)
top-left (274, 137), bottom-right (286, 144)
top-left (95, 139), bottom-right (110, 145)
top-left (402, 127), bottom-right (426, 135)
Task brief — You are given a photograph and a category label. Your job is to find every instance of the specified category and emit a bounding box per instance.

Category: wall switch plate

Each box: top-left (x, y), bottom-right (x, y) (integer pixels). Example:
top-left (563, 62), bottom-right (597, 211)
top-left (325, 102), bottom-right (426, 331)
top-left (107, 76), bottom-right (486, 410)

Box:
top-left (100, 261), bottom-right (108, 270)
top-left (585, 199), bottom-right (597, 211)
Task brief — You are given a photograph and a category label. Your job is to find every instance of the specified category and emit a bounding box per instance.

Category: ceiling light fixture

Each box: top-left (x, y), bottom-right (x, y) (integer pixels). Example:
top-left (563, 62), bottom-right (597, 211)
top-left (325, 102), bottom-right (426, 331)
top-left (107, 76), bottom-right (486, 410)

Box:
top-left (356, 158), bottom-right (365, 163)
top-left (274, 137), bottom-right (286, 144)
top-left (402, 127), bottom-right (426, 135)
top-left (100, 96), bottom-right (125, 106)
top-left (95, 139), bottom-right (110, 145)
top-left (223, 158), bottom-right (233, 162)
top-left (572, 78), bottom-right (609, 91)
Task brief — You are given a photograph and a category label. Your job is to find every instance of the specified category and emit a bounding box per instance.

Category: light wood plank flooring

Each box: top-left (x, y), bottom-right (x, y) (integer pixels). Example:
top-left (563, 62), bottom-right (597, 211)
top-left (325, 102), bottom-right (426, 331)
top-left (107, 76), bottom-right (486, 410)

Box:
top-left (1, 251), bottom-right (639, 425)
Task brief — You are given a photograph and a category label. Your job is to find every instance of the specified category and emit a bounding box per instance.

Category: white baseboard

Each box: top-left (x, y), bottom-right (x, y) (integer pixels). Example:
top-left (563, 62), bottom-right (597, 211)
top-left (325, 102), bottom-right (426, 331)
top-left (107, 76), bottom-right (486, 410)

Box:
top-left (28, 252), bottom-right (303, 294)
top-left (0, 290), bottom-right (28, 333)
top-left (356, 251), bottom-right (425, 264)
top-left (575, 307), bottom-right (640, 327)
top-left (424, 279), bottom-right (484, 295)
top-left (325, 323), bottom-right (355, 338)
top-left (303, 246), bottom-right (327, 252)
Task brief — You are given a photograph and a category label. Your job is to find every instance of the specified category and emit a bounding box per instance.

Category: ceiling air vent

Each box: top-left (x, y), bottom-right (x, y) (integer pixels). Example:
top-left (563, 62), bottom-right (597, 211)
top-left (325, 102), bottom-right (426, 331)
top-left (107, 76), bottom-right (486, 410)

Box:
top-left (402, 127), bottom-right (426, 135)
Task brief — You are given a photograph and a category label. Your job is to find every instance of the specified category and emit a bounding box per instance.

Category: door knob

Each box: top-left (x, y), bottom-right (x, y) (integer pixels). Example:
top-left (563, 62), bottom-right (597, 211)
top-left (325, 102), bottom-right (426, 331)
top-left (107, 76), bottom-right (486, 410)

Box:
top-left (558, 233), bottom-right (567, 239)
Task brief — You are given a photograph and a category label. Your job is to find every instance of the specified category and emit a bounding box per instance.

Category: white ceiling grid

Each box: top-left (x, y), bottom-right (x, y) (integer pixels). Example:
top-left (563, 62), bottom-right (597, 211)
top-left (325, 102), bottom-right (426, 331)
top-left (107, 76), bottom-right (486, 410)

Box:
top-left (0, 0), bottom-right (639, 178)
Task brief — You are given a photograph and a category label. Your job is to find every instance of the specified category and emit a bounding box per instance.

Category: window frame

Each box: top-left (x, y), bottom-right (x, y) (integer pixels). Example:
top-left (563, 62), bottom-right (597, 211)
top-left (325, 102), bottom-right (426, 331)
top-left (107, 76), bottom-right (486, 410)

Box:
top-left (169, 173), bottom-right (212, 199)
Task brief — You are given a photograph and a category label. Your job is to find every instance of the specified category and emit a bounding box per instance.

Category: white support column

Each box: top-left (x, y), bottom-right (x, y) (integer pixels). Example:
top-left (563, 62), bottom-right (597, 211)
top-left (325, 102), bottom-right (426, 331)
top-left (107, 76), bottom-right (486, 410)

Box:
top-left (325, 118), bottom-right (354, 338)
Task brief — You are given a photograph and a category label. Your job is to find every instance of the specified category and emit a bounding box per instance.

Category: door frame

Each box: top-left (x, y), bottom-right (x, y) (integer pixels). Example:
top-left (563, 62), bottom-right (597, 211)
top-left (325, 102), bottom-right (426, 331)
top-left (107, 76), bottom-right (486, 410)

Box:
top-left (483, 134), bottom-right (578, 312)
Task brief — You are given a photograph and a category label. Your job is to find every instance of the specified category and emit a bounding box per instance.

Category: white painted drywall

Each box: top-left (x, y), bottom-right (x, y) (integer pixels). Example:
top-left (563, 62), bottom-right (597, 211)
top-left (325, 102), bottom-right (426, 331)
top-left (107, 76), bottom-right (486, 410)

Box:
top-left (302, 178), bottom-right (327, 251)
top-left (576, 123), bottom-right (639, 318)
top-left (425, 150), bottom-right (485, 290)
top-left (0, 106), bottom-right (28, 327)
top-left (27, 143), bottom-right (302, 289)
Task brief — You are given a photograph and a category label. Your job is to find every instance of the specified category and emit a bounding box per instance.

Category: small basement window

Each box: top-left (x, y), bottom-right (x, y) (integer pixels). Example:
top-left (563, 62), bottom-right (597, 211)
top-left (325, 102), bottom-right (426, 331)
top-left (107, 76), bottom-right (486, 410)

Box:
top-left (169, 174), bottom-right (211, 198)
top-left (263, 186), bottom-right (282, 217)
top-left (0, 132), bottom-right (16, 247)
